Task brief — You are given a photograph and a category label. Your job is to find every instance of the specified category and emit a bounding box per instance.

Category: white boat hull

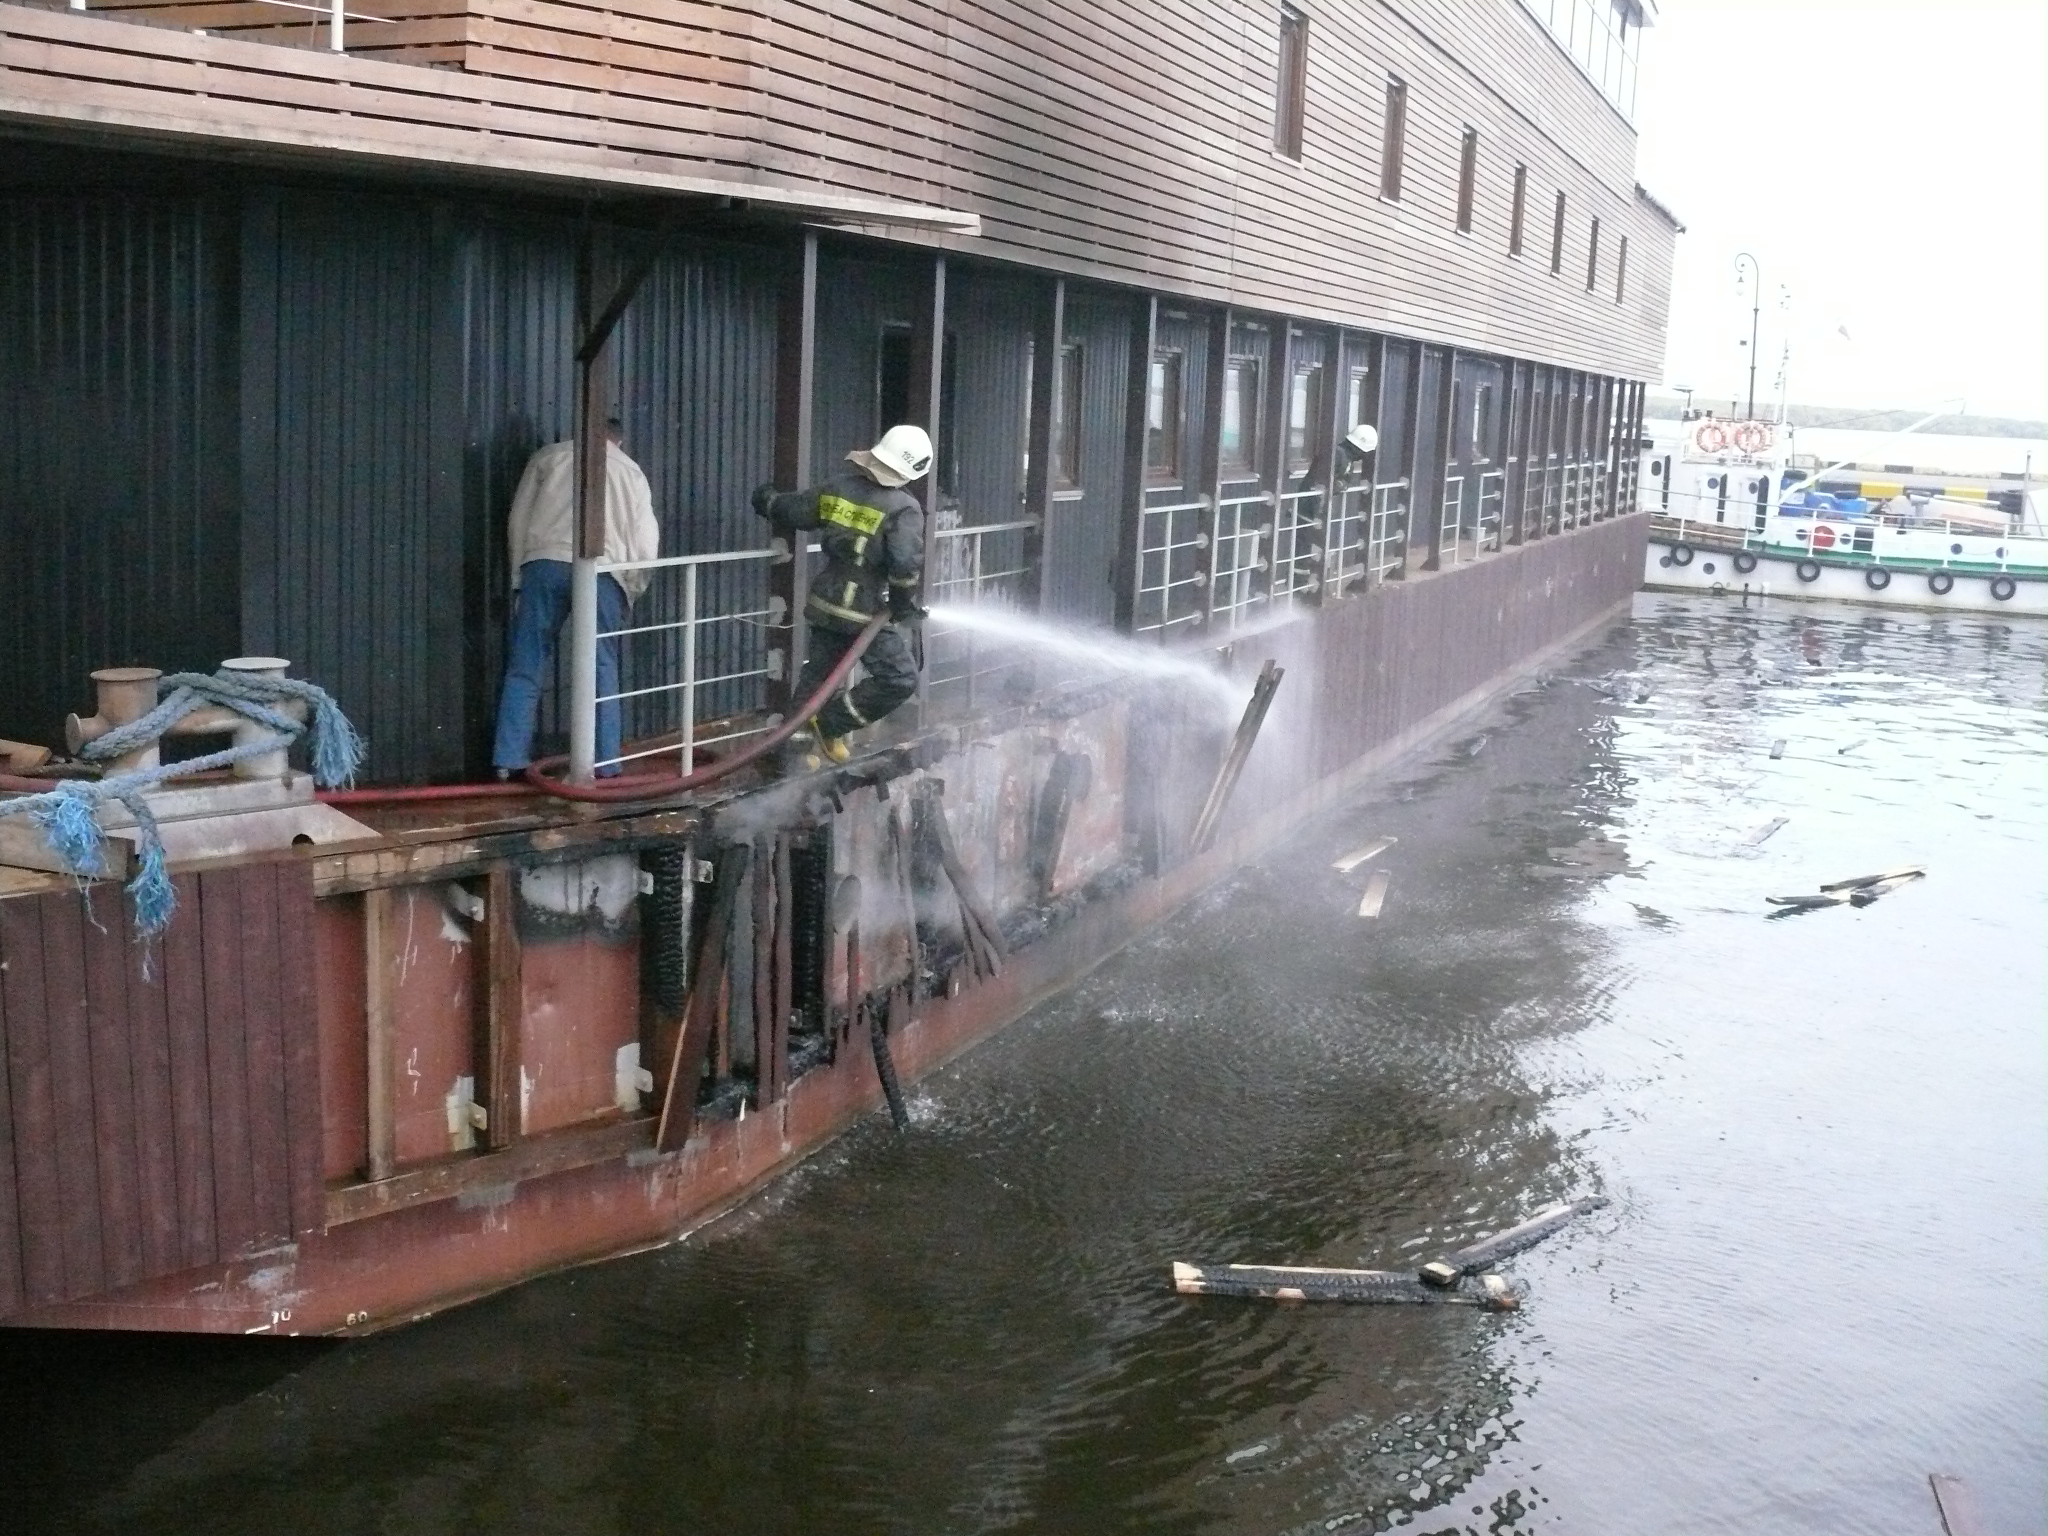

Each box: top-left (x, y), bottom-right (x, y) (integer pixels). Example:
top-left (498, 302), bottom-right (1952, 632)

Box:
top-left (1643, 539), bottom-right (2048, 617)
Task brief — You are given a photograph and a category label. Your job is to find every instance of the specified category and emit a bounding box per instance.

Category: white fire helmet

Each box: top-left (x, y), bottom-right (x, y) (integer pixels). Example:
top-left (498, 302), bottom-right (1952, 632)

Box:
top-left (1344, 423), bottom-right (1380, 457)
top-left (858, 424), bottom-right (935, 487)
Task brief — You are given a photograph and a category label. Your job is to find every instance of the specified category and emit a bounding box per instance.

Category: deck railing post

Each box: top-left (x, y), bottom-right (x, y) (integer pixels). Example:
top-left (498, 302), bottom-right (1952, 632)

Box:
top-left (329, 0), bottom-right (343, 50)
top-left (681, 560), bottom-right (699, 773)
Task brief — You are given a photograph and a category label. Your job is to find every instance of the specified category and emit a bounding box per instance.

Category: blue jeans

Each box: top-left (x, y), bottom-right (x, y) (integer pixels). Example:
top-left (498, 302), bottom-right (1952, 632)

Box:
top-left (493, 560), bottom-right (628, 774)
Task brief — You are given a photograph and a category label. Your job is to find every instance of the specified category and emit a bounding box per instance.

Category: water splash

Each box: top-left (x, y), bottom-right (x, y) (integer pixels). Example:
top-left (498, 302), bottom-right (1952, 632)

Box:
top-left (928, 603), bottom-right (1245, 718)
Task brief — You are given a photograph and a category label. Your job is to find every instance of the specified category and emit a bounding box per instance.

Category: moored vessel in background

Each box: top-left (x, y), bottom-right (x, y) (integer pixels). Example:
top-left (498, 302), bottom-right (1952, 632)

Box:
top-left (1639, 417), bottom-right (2047, 615)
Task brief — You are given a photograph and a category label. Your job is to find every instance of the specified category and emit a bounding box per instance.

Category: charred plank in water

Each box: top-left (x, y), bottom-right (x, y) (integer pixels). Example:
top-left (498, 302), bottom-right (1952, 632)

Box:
top-left (657, 843), bottom-right (750, 1153)
top-left (1417, 1196), bottom-right (1608, 1285)
top-left (1332, 836), bottom-right (1396, 873)
top-left (1928, 1473), bottom-right (1984, 1536)
top-left (1818, 864), bottom-right (1924, 893)
top-left (1190, 659), bottom-right (1284, 853)
top-left (1172, 1261), bottom-right (1514, 1310)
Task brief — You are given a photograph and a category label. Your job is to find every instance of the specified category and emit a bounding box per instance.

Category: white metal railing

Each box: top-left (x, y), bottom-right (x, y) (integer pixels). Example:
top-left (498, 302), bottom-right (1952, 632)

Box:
top-left (1437, 473), bottom-right (1466, 565)
top-left (71, 0), bottom-right (400, 51)
top-left (1208, 489), bottom-right (1273, 630)
top-left (1269, 486), bottom-right (1324, 604)
top-left (925, 517), bottom-right (1038, 703)
top-left (1134, 495), bottom-right (1209, 636)
top-left (572, 545), bottom-right (784, 779)
top-left (1368, 479), bottom-right (1410, 583)
top-left (1324, 481), bottom-right (1370, 597)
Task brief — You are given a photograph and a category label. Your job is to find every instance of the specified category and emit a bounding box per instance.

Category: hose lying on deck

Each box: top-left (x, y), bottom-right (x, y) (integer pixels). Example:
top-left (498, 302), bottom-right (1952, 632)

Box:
top-left (319, 614), bottom-right (888, 808)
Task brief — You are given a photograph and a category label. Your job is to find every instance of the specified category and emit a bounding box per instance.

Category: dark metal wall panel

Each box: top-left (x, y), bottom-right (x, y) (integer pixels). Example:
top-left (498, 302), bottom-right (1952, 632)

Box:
top-left (811, 246), bottom-right (928, 486)
top-left (0, 189), bottom-right (242, 751)
top-left (945, 265), bottom-right (1036, 530)
top-left (1040, 287), bottom-right (1131, 627)
top-left (241, 190), bottom-right (464, 786)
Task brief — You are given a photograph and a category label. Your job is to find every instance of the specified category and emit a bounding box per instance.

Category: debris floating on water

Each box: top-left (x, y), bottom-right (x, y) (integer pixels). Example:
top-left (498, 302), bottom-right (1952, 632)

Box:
top-left (1743, 816), bottom-right (1789, 846)
top-left (1171, 1261), bottom-right (1517, 1311)
top-left (1767, 866), bottom-right (1925, 915)
top-left (1770, 739), bottom-right (1787, 759)
top-left (1837, 739), bottom-right (1866, 756)
top-left (1356, 869), bottom-right (1391, 919)
top-left (1928, 1472), bottom-right (1984, 1536)
top-left (1417, 1197), bottom-right (1609, 1285)
top-left (1332, 836), bottom-right (1396, 873)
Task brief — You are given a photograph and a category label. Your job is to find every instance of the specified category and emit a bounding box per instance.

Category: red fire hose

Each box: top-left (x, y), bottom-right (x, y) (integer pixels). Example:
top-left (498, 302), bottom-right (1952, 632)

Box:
top-left (317, 614), bottom-right (886, 808)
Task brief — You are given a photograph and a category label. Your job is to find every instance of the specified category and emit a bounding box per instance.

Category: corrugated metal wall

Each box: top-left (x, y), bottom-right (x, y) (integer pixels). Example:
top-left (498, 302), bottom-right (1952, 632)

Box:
top-left (0, 188), bottom-right (242, 749)
top-left (1040, 287), bottom-right (1131, 627)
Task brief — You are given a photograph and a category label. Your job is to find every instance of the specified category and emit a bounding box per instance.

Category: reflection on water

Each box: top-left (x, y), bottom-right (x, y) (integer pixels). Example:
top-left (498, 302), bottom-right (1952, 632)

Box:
top-left (3, 593), bottom-right (2043, 1535)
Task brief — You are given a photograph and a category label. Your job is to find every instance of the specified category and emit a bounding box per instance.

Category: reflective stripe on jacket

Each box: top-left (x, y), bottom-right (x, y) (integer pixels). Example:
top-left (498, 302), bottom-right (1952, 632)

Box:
top-left (762, 469), bottom-right (924, 632)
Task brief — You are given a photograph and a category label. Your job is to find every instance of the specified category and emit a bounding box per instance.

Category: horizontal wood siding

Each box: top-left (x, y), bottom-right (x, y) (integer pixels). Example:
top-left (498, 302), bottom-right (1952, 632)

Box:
top-left (0, 0), bottom-right (1675, 378)
top-left (0, 863), bottom-right (324, 1316)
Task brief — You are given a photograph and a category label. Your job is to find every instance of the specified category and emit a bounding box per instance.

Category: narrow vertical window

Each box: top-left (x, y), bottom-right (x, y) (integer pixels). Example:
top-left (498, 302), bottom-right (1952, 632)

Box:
top-left (1274, 6), bottom-right (1308, 161)
top-left (1054, 343), bottom-right (1084, 490)
top-left (1453, 128), bottom-right (1479, 233)
top-left (1509, 164), bottom-right (1527, 255)
top-left (1220, 358), bottom-right (1262, 475)
top-left (1585, 217), bottom-right (1600, 291)
top-left (1614, 235), bottom-right (1629, 303)
top-left (1380, 77), bottom-right (1408, 201)
top-left (1549, 191), bottom-right (1567, 274)
top-left (1146, 351), bottom-right (1184, 483)
top-left (1287, 364), bottom-right (1323, 471)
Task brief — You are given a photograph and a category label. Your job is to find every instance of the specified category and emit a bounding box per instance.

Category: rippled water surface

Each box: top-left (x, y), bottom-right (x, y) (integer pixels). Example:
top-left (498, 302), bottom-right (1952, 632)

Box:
top-left (4, 592), bottom-right (2044, 1535)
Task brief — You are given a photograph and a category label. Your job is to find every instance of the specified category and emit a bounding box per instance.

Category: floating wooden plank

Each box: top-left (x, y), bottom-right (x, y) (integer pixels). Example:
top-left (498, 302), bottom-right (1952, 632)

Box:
top-left (1849, 872), bottom-right (1925, 907)
top-left (1928, 1473), bottom-right (1983, 1536)
top-left (1819, 865), bottom-right (1924, 893)
top-left (1356, 869), bottom-right (1391, 919)
top-left (656, 842), bottom-right (749, 1154)
top-left (1743, 816), bottom-right (1788, 846)
top-left (1331, 836), bottom-right (1396, 872)
top-left (1418, 1196), bottom-right (1608, 1285)
top-left (1172, 1261), bottom-right (1514, 1310)
top-left (1765, 891), bottom-right (1852, 910)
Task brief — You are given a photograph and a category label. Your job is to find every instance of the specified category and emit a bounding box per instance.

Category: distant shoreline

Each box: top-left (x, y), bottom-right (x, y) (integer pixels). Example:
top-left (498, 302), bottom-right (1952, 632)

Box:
top-left (1645, 398), bottom-right (2046, 440)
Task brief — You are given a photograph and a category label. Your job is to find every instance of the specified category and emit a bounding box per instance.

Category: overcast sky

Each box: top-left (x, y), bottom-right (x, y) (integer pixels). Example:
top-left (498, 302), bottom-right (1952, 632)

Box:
top-left (1631, 0), bottom-right (2045, 420)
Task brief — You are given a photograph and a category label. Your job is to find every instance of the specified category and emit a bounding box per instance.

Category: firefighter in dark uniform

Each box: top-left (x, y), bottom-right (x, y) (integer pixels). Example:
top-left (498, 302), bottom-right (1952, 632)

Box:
top-left (752, 423), bottom-right (934, 765)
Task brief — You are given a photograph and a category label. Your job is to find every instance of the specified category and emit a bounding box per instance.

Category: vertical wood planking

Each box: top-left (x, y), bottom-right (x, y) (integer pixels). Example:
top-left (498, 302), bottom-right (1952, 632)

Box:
top-left (0, 900), bottom-right (35, 1312)
top-left (750, 837), bottom-right (776, 1104)
top-left (78, 886), bottom-right (144, 1290)
top-left (362, 886), bottom-right (397, 1181)
top-left (160, 873), bottom-right (217, 1270)
top-left (771, 835), bottom-right (794, 1107)
top-left (234, 866), bottom-right (292, 1241)
top-left (478, 864), bottom-right (522, 1149)
top-left (272, 861), bottom-right (326, 1237)
top-left (122, 897), bottom-right (183, 1279)
top-left (37, 892), bottom-right (106, 1296)
top-left (197, 870), bottom-right (258, 1254)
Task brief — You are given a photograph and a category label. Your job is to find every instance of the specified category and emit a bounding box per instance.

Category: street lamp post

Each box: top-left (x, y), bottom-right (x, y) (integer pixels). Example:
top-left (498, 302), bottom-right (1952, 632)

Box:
top-left (1734, 252), bottom-right (1761, 420)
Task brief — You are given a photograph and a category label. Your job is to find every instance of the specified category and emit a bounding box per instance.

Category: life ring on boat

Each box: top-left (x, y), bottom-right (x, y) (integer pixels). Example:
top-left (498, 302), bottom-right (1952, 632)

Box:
top-left (1990, 575), bottom-right (2017, 602)
top-left (1692, 421), bottom-right (1729, 453)
top-left (1733, 422), bottom-right (1773, 454)
top-left (1864, 567), bottom-right (1891, 591)
top-left (1810, 524), bottom-right (1837, 550)
top-left (1795, 560), bottom-right (1822, 583)
top-left (1927, 571), bottom-right (1955, 596)
top-left (1733, 551), bottom-right (1759, 575)
top-left (1668, 543), bottom-right (1695, 567)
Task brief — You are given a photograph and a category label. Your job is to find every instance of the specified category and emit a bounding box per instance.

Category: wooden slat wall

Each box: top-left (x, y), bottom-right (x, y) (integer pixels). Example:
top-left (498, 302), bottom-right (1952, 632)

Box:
top-left (0, 0), bottom-right (1677, 378)
top-left (0, 863), bottom-right (324, 1316)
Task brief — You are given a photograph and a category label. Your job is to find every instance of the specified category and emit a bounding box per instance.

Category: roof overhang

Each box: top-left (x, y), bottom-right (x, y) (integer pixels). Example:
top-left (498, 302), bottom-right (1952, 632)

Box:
top-left (1634, 183), bottom-right (1685, 232)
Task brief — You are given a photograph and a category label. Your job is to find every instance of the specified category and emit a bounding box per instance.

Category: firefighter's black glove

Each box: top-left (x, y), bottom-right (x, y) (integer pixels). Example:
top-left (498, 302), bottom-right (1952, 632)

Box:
top-left (750, 482), bottom-right (778, 520)
top-left (889, 589), bottom-right (928, 626)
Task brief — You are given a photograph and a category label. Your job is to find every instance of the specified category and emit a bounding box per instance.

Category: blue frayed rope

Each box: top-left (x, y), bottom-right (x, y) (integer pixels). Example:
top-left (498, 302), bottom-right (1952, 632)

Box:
top-left (0, 668), bottom-right (364, 937)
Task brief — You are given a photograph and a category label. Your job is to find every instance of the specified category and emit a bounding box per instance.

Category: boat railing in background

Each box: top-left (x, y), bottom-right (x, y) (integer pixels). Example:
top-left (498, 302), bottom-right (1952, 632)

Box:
top-left (583, 545), bottom-right (785, 777)
top-left (924, 516), bottom-right (1039, 708)
top-left (1478, 468), bottom-right (1506, 553)
top-left (1368, 479), bottom-right (1410, 584)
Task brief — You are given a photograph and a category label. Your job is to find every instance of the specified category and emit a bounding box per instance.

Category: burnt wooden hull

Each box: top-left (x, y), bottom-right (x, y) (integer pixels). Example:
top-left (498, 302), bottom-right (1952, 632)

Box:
top-left (0, 517), bottom-right (1644, 1334)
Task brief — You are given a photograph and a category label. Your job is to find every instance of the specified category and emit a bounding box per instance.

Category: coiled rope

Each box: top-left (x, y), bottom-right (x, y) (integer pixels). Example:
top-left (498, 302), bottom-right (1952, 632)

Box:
top-left (0, 670), bottom-right (364, 936)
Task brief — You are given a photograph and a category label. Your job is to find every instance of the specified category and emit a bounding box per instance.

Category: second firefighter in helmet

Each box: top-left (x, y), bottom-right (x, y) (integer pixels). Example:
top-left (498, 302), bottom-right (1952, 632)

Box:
top-left (752, 424), bottom-right (932, 765)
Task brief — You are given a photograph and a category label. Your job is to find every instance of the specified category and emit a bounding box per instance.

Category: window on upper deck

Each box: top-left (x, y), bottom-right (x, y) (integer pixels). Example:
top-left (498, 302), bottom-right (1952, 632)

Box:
top-left (1220, 357), bottom-right (1262, 476)
top-left (1585, 217), bottom-right (1601, 291)
top-left (1455, 128), bottom-right (1479, 233)
top-left (1274, 6), bottom-right (1308, 160)
top-left (1054, 343), bottom-right (1084, 491)
top-left (1509, 164), bottom-right (1528, 254)
top-left (1380, 77), bottom-right (1408, 201)
top-left (1146, 351), bottom-right (1185, 483)
top-left (1550, 191), bottom-right (1567, 274)
top-left (1287, 363), bottom-right (1323, 473)
top-left (1615, 236), bottom-right (1629, 303)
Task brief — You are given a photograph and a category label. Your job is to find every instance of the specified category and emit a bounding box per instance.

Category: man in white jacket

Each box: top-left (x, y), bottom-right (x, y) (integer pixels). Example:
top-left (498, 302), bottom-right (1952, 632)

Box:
top-left (491, 419), bottom-right (660, 777)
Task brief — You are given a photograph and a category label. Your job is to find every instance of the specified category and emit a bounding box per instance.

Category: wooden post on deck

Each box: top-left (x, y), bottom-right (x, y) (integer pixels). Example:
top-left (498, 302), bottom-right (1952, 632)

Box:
top-left (363, 886), bottom-right (396, 1182)
top-left (477, 865), bottom-right (522, 1149)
